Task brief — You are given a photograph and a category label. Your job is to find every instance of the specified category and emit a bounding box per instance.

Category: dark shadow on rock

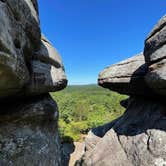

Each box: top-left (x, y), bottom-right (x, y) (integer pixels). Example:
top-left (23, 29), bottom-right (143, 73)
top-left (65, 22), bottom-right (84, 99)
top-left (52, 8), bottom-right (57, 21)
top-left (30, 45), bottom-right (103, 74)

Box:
top-left (98, 62), bottom-right (158, 98)
top-left (128, 63), bottom-right (156, 97)
top-left (61, 138), bottom-right (75, 166)
top-left (91, 64), bottom-right (166, 138)
top-left (120, 97), bottom-right (130, 108)
top-left (91, 118), bottom-right (121, 138)
top-left (89, 95), bottom-right (166, 139)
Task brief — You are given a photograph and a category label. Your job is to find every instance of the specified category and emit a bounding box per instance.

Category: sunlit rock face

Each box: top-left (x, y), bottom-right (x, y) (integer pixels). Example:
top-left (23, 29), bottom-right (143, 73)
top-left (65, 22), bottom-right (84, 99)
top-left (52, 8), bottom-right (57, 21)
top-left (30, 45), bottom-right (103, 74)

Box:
top-left (0, 0), bottom-right (67, 98)
top-left (0, 0), bottom-right (67, 165)
top-left (27, 35), bottom-right (67, 95)
top-left (78, 15), bottom-right (166, 166)
top-left (98, 53), bottom-right (154, 96)
top-left (144, 15), bottom-right (166, 96)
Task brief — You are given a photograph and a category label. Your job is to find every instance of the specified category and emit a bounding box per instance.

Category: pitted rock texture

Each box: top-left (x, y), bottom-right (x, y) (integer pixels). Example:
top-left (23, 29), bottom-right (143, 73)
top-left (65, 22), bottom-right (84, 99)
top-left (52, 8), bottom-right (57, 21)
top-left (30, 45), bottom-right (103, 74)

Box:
top-left (98, 53), bottom-right (153, 96)
top-left (0, 0), bottom-right (67, 98)
top-left (144, 15), bottom-right (166, 64)
top-left (0, 0), bottom-right (67, 165)
top-left (145, 59), bottom-right (166, 95)
top-left (0, 94), bottom-right (63, 165)
top-left (143, 15), bottom-right (166, 96)
top-left (27, 36), bottom-right (67, 94)
top-left (77, 97), bottom-right (166, 166)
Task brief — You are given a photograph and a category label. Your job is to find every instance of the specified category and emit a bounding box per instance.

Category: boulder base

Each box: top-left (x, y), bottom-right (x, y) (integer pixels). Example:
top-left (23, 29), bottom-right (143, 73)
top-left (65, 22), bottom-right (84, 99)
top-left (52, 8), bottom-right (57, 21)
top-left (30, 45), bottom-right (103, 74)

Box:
top-left (78, 97), bottom-right (166, 166)
top-left (0, 95), bottom-right (63, 166)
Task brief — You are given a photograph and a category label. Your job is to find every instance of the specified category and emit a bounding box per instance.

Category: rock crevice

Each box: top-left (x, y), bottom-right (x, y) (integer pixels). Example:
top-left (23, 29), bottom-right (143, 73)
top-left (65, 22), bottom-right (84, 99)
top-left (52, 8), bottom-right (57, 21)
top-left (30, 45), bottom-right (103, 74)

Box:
top-left (0, 0), bottom-right (67, 165)
top-left (78, 14), bottom-right (166, 166)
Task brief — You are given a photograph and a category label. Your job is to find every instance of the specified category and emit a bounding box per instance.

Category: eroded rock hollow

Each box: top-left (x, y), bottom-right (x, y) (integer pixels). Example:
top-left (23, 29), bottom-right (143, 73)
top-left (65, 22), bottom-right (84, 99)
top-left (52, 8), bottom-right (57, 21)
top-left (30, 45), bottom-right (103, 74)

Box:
top-left (0, 0), bottom-right (67, 165)
top-left (77, 15), bottom-right (166, 166)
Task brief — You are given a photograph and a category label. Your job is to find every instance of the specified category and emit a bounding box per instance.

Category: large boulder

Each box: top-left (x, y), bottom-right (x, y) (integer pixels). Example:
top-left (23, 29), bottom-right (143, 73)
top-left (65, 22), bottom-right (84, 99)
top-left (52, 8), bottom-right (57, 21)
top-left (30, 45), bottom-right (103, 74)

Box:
top-left (0, 1), bottom-right (31, 97)
top-left (144, 15), bottom-right (166, 96)
top-left (27, 36), bottom-right (67, 94)
top-left (144, 15), bottom-right (166, 64)
top-left (0, 94), bottom-right (63, 165)
top-left (0, 0), bottom-right (67, 165)
top-left (78, 97), bottom-right (166, 166)
top-left (0, 0), bottom-right (67, 98)
top-left (78, 14), bottom-right (166, 166)
top-left (98, 53), bottom-right (153, 96)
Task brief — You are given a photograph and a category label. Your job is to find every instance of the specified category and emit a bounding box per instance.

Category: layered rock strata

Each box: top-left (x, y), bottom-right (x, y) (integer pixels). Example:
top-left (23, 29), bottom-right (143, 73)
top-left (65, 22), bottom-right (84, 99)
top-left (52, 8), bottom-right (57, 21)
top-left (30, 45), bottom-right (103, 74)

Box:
top-left (98, 53), bottom-right (152, 96)
top-left (0, 0), bottom-right (67, 165)
top-left (78, 15), bottom-right (166, 166)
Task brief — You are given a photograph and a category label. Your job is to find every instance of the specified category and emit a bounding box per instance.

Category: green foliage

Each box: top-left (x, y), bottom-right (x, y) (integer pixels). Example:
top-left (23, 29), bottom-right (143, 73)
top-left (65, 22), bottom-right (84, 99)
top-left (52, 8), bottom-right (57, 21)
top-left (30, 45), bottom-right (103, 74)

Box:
top-left (51, 84), bottom-right (127, 142)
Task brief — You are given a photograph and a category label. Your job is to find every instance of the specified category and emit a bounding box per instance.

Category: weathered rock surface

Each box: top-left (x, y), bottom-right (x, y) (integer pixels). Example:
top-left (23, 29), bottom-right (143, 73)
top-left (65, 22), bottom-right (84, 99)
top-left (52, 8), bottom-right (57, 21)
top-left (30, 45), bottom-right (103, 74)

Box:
top-left (99, 15), bottom-right (166, 97)
top-left (78, 14), bottom-right (166, 166)
top-left (78, 97), bottom-right (166, 166)
top-left (0, 0), bottom-right (67, 165)
top-left (145, 59), bottom-right (166, 95)
top-left (143, 15), bottom-right (166, 96)
top-left (0, 94), bottom-right (63, 165)
top-left (27, 36), bottom-right (67, 94)
top-left (144, 15), bottom-right (166, 64)
top-left (0, 0), bottom-right (67, 98)
top-left (98, 53), bottom-right (152, 96)
top-left (0, 0), bottom-right (31, 97)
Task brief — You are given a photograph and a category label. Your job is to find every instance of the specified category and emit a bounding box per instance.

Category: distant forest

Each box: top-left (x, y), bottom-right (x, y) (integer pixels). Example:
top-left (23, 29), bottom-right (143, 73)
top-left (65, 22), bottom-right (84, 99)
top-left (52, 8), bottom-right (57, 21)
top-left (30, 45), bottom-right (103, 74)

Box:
top-left (51, 85), bottom-right (127, 142)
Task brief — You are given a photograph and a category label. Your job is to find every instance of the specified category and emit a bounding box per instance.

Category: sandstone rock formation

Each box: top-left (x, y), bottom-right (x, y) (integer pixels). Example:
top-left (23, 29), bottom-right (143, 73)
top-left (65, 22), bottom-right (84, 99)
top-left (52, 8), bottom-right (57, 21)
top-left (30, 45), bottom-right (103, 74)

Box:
top-left (0, 0), bottom-right (67, 165)
top-left (98, 53), bottom-right (153, 96)
top-left (144, 15), bottom-right (166, 96)
top-left (78, 15), bottom-right (166, 166)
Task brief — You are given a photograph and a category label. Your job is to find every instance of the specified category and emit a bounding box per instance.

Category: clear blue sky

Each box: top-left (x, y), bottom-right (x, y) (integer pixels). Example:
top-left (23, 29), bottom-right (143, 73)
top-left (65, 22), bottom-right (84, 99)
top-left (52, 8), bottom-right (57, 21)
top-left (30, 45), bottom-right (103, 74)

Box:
top-left (38, 0), bottom-right (166, 85)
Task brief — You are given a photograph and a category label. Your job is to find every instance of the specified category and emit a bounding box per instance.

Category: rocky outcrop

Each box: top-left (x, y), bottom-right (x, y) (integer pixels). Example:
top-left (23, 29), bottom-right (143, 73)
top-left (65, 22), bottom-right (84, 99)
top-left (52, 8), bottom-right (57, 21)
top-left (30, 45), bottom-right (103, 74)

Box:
top-left (0, 0), bottom-right (67, 98)
top-left (144, 15), bottom-right (166, 96)
top-left (0, 95), bottom-right (63, 165)
top-left (77, 97), bottom-right (166, 166)
top-left (98, 53), bottom-right (153, 96)
top-left (78, 15), bottom-right (166, 166)
top-left (27, 35), bottom-right (67, 95)
top-left (144, 15), bottom-right (166, 64)
top-left (0, 0), bottom-right (67, 165)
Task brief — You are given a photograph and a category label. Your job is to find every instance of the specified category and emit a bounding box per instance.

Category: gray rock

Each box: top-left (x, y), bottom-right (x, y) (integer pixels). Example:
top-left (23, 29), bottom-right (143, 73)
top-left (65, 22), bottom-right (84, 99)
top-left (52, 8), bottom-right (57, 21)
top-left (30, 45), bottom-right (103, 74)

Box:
top-left (143, 15), bottom-right (166, 96)
top-left (147, 15), bottom-right (166, 40)
top-left (6, 0), bottom-right (41, 47)
top-left (145, 59), bottom-right (166, 95)
top-left (0, 1), bottom-right (30, 97)
top-left (0, 0), bottom-right (67, 97)
top-left (0, 0), bottom-right (67, 165)
top-left (0, 94), bottom-right (63, 166)
top-left (144, 15), bottom-right (166, 64)
top-left (98, 53), bottom-right (153, 96)
top-left (79, 97), bottom-right (166, 166)
top-left (27, 36), bottom-right (67, 94)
